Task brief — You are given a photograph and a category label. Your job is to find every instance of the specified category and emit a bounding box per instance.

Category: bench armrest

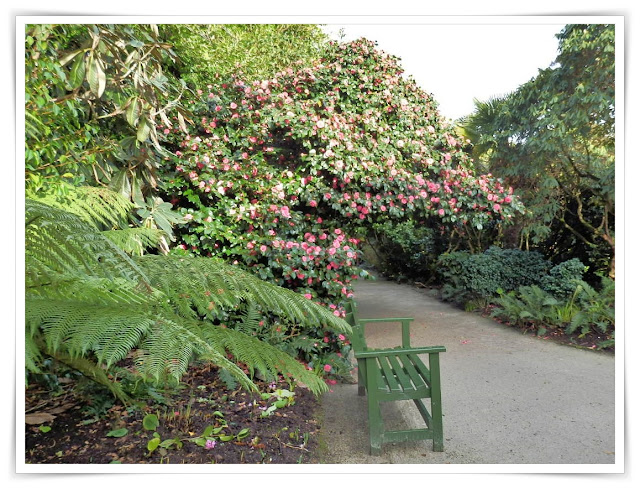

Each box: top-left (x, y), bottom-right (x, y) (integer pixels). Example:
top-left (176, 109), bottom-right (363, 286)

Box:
top-left (357, 317), bottom-right (414, 348)
top-left (354, 345), bottom-right (446, 359)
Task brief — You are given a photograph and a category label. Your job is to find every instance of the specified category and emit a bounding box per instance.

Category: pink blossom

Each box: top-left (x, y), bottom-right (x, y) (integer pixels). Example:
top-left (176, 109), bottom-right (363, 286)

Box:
top-left (323, 364), bottom-right (332, 372)
top-left (438, 209), bottom-right (445, 216)
top-left (493, 203), bottom-right (501, 212)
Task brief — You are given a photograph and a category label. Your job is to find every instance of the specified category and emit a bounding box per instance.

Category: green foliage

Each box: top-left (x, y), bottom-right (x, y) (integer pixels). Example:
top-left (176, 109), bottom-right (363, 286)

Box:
top-left (160, 24), bottom-right (329, 88)
top-left (540, 258), bottom-right (588, 299)
top-left (369, 220), bottom-right (442, 282)
top-left (568, 277), bottom-right (615, 337)
top-left (25, 23), bottom-right (189, 239)
top-left (436, 247), bottom-right (550, 303)
top-left (491, 285), bottom-right (561, 329)
top-left (457, 24), bottom-right (615, 278)
top-left (25, 194), bottom-right (351, 401)
top-left (492, 276), bottom-right (614, 347)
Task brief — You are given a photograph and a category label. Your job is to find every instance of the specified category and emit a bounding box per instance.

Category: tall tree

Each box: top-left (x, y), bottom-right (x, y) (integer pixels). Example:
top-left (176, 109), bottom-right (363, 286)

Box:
top-left (25, 24), bottom-right (191, 243)
top-left (457, 24), bottom-right (615, 278)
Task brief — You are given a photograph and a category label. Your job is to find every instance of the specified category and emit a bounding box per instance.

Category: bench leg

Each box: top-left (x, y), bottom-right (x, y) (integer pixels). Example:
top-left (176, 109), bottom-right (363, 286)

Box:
top-left (367, 395), bottom-right (383, 455)
top-left (429, 352), bottom-right (444, 452)
top-left (357, 359), bottom-right (366, 396)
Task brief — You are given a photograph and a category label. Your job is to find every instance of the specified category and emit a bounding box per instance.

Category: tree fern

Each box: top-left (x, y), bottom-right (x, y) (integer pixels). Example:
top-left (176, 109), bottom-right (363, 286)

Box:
top-left (27, 186), bottom-right (133, 229)
top-left (25, 196), bottom-right (350, 402)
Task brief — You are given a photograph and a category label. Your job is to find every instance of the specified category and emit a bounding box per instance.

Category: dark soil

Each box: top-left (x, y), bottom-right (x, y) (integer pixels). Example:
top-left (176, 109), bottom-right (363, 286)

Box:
top-left (25, 363), bottom-right (324, 465)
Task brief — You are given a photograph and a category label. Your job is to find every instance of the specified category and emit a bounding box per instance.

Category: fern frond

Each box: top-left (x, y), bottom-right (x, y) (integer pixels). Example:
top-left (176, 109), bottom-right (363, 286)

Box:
top-left (28, 186), bottom-right (133, 229)
top-left (137, 255), bottom-right (352, 333)
top-left (25, 197), bottom-right (338, 400)
top-left (102, 228), bottom-right (167, 256)
top-left (134, 315), bottom-right (255, 391)
top-left (236, 303), bottom-right (263, 336)
top-left (27, 296), bottom-right (155, 369)
top-left (26, 199), bottom-right (151, 286)
top-left (199, 322), bottom-right (328, 395)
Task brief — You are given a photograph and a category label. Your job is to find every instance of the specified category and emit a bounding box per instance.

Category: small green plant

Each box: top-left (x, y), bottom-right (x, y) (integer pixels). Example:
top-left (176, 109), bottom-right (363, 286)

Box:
top-left (259, 388), bottom-right (295, 418)
top-left (142, 413), bottom-right (159, 431)
top-left (147, 432), bottom-right (184, 455)
top-left (189, 414), bottom-right (251, 448)
top-left (106, 427), bottom-right (128, 438)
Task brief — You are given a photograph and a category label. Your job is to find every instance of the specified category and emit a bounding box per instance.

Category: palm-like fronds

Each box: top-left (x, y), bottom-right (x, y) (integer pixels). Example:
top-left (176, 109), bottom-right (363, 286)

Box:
top-left (25, 196), bottom-right (350, 401)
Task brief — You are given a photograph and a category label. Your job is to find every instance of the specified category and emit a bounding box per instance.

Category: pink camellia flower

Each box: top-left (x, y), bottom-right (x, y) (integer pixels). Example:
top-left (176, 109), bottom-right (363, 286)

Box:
top-left (304, 293), bottom-right (312, 300)
top-left (323, 364), bottom-right (332, 372)
top-left (493, 203), bottom-right (502, 212)
top-left (438, 209), bottom-right (445, 216)
top-left (229, 102), bottom-right (237, 109)
top-left (504, 196), bottom-right (512, 203)
top-left (184, 213), bottom-right (193, 220)
top-left (309, 200), bottom-right (318, 207)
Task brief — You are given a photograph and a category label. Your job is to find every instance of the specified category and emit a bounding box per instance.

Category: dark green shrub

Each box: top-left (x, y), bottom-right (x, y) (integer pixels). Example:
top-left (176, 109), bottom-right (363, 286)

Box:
top-left (435, 251), bottom-right (471, 302)
top-left (436, 247), bottom-right (549, 303)
top-left (369, 221), bottom-right (440, 281)
top-left (482, 247), bottom-right (550, 291)
top-left (541, 258), bottom-right (588, 299)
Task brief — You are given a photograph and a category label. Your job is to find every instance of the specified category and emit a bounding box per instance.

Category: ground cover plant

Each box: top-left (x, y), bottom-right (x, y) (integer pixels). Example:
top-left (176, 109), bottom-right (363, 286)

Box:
top-left (25, 362), bottom-right (324, 464)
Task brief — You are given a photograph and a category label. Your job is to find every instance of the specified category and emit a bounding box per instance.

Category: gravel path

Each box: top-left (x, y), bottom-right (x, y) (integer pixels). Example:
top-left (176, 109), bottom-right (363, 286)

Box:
top-left (319, 277), bottom-right (617, 467)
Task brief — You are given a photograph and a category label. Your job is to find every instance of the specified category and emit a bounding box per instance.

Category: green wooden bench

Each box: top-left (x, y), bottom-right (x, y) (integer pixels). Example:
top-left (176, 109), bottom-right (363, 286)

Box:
top-left (345, 299), bottom-right (446, 455)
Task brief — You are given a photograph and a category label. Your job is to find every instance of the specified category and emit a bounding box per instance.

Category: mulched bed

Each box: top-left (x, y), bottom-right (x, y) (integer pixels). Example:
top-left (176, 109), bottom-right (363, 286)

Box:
top-left (25, 363), bottom-right (323, 465)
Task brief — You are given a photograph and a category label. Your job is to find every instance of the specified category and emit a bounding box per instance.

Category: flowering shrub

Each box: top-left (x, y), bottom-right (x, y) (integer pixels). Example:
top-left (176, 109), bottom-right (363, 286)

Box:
top-left (158, 38), bottom-right (524, 376)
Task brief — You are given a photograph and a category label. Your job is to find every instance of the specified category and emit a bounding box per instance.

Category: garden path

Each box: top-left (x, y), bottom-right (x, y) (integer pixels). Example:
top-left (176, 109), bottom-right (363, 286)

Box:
top-left (319, 275), bottom-right (617, 467)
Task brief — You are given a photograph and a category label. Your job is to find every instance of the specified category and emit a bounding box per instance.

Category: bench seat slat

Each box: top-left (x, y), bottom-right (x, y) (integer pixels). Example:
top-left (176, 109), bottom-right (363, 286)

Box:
top-left (377, 356), bottom-right (402, 393)
top-left (397, 353), bottom-right (427, 390)
top-left (386, 354), bottom-right (414, 391)
top-left (408, 353), bottom-right (432, 386)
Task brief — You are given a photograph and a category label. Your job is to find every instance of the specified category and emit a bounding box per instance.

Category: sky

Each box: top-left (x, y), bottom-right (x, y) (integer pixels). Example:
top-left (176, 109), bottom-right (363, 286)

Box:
top-left (321, 22), bottom-right (565, 121)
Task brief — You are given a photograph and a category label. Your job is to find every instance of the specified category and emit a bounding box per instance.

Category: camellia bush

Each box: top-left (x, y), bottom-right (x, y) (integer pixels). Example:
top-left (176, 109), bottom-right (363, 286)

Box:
top-left (158, 38), bottom-right (524, 375)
